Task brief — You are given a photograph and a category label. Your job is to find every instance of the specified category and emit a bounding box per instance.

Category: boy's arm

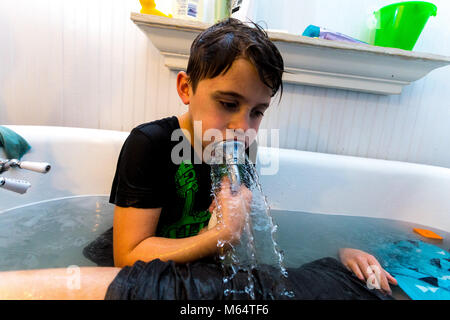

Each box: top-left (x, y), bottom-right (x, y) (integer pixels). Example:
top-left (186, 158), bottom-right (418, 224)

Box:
top-left (113, 178), bottom-right (251, 267)
top-left (113, 206), bottom-right (224, 267)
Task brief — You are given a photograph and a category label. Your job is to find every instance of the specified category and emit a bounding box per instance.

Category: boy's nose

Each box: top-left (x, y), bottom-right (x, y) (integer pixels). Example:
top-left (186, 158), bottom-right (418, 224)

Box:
top-left (228, 114), bottom-right (250, 132)
top-left (226, 116), bottom-right (251, 147)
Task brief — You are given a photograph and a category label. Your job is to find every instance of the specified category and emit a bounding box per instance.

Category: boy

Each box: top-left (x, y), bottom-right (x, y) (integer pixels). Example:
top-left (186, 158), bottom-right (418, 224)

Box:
top-left (108, 17), bottom-right (283, 267)
top-left (0, 18), bottom-right (397, 300)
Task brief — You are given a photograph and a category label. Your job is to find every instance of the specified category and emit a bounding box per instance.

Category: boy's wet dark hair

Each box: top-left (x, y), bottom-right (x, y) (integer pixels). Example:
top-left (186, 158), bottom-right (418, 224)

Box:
top-left (186, 18), bottom-right (284, 99)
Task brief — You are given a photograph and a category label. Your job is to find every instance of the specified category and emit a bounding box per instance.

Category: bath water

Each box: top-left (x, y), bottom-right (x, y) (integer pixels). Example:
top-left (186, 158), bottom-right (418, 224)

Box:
top-left (0, 196), bottom-right (113, 271)
top-left (0, 196), bottom-right (448, 300)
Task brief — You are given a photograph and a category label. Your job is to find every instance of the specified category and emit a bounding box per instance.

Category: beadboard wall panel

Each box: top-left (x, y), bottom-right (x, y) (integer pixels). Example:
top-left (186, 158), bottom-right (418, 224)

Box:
top-left (0, 0), bottom-right (449, 168)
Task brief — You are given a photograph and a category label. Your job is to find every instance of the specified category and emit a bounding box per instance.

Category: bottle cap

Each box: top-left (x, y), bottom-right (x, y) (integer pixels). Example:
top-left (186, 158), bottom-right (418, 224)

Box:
top-left (302, 25), bottom-right (320, 37)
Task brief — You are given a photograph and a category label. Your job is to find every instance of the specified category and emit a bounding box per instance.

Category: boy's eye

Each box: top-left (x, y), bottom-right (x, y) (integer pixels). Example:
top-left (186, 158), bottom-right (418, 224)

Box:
top-left (251, 111), bottom-right (265, 118)
top-left (220, 101), bottom-right (238, 110)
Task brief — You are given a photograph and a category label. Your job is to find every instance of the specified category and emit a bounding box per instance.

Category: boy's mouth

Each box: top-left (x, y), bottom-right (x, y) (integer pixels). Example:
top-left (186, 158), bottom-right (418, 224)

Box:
top-left (232, 136), bottom-right (249, 149)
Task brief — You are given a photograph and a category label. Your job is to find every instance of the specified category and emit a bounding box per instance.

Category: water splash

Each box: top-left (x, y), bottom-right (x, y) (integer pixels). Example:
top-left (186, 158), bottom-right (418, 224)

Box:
top-left (209, 142), bottom-right (294, 299)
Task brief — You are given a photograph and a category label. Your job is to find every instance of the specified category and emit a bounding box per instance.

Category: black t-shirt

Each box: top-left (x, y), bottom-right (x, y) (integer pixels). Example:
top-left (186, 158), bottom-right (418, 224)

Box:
top-left (109, 116), bottom-right (213, 238)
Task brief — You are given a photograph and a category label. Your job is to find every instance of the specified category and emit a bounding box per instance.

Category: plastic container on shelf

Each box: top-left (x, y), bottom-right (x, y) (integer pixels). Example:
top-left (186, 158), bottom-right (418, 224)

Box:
top-left (230, 0), bottom-right (256, 22)
top-left (173, 0), bottom-right (204, 21)
top-left (373, 1), bottom-right (437, 50)
top-left (302, 25), bottom-right (367, 44)
top-left (215, 0), bottom-right (231, 22)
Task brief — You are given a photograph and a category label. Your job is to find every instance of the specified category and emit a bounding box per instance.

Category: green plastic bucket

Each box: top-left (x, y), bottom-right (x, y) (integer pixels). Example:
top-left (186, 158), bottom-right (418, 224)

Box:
top-left (374, 1), bottom-right (437, 50)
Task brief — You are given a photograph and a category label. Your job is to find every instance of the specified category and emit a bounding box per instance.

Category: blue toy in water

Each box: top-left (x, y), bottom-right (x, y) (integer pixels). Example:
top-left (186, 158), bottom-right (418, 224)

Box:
top-left (376, 240), bottom-right (450, 300)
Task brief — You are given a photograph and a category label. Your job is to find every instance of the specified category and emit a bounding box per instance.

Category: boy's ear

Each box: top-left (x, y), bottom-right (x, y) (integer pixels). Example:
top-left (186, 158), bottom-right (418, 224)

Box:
top-left (176, 71), bottom-right (191, 105)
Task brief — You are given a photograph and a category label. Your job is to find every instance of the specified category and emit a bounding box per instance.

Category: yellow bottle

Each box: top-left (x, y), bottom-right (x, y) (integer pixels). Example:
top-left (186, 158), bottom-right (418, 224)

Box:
top-left (139, 0), bottom-right (172, 17)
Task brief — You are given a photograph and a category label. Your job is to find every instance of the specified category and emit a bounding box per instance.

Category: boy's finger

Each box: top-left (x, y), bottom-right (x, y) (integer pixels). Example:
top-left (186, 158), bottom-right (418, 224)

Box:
top-left (239, 185), bottom-right (252, 200)
top-left (385, 271), bottom-right (398, 286)
top-left (369, 256), bottom-right (395, 294)
top-left (221, 175), bottom-right (231, 185)
top-left (379, 272), bottom-right (391, 295)
top-left (358, 260), bottom-right (372, 282)
top-left (208, 201), bottom-right (217, 213)
top-left (219, 177), bottom-right (231, 195)
top-left (366, 256), bottom-right (391, 293)
top-left (347, 262), bottom-right (365, 281)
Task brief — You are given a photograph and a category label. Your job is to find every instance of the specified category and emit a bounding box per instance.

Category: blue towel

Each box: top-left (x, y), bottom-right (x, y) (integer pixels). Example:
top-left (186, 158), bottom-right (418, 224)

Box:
top-left (0, 126), bottom-right (31, 160)
top-left (376, 240), bottom-right (450, 300)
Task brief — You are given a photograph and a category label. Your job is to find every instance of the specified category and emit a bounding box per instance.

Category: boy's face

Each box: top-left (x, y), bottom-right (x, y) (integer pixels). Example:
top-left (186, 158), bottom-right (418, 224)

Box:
top-left (178, 58), bottom-right (272, 150)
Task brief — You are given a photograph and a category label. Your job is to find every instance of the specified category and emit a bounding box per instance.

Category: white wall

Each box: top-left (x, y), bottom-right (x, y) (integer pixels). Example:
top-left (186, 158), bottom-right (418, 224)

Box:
top-left (1, 0), bottom-right (450, 168)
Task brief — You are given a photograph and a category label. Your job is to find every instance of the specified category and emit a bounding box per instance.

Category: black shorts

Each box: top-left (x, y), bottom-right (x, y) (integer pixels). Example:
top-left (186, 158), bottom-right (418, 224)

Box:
top-left (104, 257), bottom-right (392, 300)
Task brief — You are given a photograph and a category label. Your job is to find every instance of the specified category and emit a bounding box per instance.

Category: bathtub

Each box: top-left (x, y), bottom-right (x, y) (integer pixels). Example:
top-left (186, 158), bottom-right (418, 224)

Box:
top-left (1, 125), bottom-right (449, 233)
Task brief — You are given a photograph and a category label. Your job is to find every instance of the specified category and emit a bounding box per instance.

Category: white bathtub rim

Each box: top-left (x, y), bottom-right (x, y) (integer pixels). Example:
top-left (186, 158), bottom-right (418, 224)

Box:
top-left (5, 124), bottom-right (450, 176)
top-left (2, 125), bottom-right (449, 232)
top-left (0, 194), bottom-right (110, 215)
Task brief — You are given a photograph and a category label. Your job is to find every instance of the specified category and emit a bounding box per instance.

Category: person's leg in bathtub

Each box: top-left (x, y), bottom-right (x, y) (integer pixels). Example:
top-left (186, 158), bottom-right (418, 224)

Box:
top-left (0, 254), bottom-right (393, 300)
top-left (0, 267), bottom-right (120, 300)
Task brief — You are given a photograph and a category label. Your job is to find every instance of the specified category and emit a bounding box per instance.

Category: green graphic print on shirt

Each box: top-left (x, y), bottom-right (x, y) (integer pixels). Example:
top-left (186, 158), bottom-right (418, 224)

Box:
top-left (160, 161), bottom-right (211, 238)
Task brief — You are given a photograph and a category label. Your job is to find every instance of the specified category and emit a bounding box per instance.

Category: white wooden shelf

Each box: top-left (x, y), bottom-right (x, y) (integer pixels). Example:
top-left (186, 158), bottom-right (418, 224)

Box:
top-left (131, 13), bottom-right (450, 95)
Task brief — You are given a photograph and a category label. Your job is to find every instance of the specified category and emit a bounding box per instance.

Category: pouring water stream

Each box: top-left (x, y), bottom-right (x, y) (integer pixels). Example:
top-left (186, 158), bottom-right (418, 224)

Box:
top-left (208, 140), bottom-right (294, 299)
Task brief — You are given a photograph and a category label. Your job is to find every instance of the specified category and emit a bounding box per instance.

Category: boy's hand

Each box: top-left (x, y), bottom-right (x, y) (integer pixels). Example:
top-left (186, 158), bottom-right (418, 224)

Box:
top-left (214, 176), bottom-right (252, 243)
top-left (338, 248), bottom-right (398, 295)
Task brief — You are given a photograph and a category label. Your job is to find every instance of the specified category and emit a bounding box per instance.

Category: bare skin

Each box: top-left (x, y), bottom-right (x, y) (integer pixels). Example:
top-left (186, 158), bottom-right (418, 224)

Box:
top-left (0, 267), bottom-right (120, 300)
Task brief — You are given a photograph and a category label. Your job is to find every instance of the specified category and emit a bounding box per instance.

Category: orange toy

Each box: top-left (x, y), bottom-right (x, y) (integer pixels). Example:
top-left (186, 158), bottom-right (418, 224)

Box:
top-left (413, 228), bottom-right (443, 240)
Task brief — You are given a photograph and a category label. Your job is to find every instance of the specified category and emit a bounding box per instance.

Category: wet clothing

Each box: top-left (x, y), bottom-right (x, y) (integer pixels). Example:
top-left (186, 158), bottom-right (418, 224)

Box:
top-left (83, 116), bottom-right (255, 266)
top-left (104, 257), bottom-right (392, 300)
top-left (110, 116), bottom-right (213, 238)
top-left (84, 116), bottom-right (213, 266)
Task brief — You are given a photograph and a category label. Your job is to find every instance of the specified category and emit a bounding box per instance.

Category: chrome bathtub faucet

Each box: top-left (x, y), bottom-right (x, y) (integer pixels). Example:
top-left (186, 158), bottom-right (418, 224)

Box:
top-left (0, 176), bottom-right (31, 194)
top-left (0, 158), bottom-right (51, 194)
top-left (0, 158), bottom-right (51, 174)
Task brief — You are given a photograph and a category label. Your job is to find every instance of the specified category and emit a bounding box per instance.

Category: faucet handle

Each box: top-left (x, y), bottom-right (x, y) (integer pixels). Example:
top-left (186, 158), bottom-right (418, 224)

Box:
top-left (19, 161), bottom-right (51, 173)
top-left (0, 177), bottom-right (31, 194)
